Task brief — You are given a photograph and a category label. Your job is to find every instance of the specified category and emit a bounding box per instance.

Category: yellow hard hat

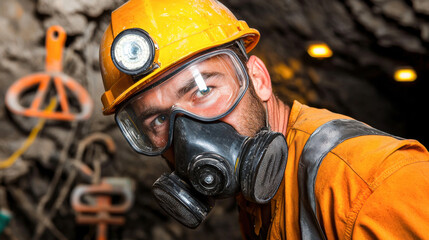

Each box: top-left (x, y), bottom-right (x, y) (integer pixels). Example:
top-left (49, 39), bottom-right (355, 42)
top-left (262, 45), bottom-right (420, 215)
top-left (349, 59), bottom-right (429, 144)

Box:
top-left (99, 0), bottom-right (260, 115)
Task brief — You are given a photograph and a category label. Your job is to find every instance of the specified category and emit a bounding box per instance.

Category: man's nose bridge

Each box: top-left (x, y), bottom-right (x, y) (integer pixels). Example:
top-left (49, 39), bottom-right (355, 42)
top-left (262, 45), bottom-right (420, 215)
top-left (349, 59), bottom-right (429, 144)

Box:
top-left (169, 107), bottom-right (183, 131)
top-left (173, 115), bottom-right (200, 137)
top-left (173, 115), bottom-right (247, 158)
top-left (166, 109), bottom-right (188, 152)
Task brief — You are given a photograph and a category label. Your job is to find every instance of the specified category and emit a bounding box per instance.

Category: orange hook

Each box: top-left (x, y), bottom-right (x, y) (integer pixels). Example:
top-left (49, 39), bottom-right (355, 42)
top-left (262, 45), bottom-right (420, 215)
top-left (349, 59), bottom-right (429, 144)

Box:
top-left (5, 25), bottom-right (93, 121)
top-left (45, 25), bottom-right (67, 72)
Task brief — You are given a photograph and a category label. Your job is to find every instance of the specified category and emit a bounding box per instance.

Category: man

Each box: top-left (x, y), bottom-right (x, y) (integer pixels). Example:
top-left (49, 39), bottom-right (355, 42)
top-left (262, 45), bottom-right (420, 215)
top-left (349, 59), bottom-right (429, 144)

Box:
top-left (99, 0), bottom-right (429, 239)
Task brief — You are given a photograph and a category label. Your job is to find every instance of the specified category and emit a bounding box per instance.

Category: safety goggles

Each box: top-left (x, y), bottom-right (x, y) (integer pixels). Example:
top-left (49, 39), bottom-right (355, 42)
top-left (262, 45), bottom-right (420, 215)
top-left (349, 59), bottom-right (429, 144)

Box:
top-left (115, 49), bottom-right (249, 155)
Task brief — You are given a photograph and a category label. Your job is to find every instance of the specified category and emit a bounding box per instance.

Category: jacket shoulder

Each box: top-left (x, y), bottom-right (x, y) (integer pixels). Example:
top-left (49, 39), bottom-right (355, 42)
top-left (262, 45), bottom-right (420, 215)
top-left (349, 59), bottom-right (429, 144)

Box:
top-left (287, 101), bottom-right (353, 136)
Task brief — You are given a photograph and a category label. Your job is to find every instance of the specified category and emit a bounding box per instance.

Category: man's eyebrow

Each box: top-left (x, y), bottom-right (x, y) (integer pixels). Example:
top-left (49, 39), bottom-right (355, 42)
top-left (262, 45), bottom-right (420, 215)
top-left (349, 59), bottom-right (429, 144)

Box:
top-left (176, 72), bottom-right (223, 98)
top-left (135, 71), bottom-right (222, 122)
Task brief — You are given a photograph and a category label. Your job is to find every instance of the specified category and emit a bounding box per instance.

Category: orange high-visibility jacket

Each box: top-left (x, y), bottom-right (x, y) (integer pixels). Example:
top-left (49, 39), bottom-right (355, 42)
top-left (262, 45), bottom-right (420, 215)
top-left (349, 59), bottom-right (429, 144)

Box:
top-left (238, 101), bottom-right (429, 239)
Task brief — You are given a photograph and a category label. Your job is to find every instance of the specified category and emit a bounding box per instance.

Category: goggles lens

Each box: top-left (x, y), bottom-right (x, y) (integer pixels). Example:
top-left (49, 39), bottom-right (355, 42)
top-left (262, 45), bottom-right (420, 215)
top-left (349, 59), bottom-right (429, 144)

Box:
top-left (115, 50), bottom-right (248, 155)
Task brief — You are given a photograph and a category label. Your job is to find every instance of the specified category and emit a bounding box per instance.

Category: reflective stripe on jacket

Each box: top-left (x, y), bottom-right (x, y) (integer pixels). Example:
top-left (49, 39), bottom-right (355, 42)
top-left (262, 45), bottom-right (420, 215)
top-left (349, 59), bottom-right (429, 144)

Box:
top-left (238, 101), bottom-right (429, 239)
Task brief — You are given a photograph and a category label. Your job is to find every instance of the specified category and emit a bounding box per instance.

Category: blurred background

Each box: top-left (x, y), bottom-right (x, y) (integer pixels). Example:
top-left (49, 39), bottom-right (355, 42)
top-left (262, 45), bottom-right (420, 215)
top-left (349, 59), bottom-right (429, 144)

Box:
top-left (0, 0), bottom-right (428, 239)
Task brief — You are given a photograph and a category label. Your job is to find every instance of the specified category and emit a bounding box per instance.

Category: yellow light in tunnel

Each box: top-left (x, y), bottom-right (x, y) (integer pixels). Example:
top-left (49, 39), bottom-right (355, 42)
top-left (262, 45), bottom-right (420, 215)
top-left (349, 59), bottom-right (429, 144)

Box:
top-left (394, 68), bottom-right (417, 82)
top-left (307, 43), bottom-right (333, 58)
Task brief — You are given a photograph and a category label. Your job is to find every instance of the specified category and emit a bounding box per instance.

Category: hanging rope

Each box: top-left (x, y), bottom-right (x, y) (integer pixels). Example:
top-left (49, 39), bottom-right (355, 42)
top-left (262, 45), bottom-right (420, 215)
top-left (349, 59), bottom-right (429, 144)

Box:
top-left (0, 98), bottom-right (57, 169)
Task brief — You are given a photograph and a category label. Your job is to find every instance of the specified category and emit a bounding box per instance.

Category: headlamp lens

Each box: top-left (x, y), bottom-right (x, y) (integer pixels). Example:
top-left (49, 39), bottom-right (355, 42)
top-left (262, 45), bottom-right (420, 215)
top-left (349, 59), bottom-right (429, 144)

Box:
top-left (115, 49), bottom-right (249, 155)
top-left (111, 29), bottom-right (155, 75)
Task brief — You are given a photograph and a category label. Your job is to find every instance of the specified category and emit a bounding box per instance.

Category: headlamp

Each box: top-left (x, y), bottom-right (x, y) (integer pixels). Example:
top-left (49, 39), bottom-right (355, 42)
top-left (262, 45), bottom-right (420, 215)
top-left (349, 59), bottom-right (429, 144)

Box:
top-left (111, 28), bottom-right (158, 76)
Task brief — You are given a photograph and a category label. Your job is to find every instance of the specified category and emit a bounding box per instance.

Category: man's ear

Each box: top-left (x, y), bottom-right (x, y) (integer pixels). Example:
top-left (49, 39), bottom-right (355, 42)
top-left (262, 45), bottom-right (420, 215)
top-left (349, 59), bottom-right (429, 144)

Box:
top-left (246, 55), bottom-right (272, 102)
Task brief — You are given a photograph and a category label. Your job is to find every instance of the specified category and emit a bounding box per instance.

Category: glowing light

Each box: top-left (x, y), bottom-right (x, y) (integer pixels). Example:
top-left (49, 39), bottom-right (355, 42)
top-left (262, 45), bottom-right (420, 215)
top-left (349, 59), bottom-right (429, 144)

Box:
top-left (307, 43), bottom-right (333, 58)
top-left (394, 68), bottom-right (417, 82)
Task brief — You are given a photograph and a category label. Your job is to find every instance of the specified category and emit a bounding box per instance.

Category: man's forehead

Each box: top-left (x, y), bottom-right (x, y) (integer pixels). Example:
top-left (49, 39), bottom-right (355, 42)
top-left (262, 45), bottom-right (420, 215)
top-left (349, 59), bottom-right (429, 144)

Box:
top-left (170, 54), bottom-right (232, 79)
top-left (130, 54), bottom-right (234, 110)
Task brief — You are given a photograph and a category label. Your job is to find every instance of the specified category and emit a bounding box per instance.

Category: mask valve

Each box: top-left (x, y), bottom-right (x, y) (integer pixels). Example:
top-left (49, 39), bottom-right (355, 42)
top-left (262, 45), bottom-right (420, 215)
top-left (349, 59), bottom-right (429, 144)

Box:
top-left (189, 153), bottom-right (232, 196)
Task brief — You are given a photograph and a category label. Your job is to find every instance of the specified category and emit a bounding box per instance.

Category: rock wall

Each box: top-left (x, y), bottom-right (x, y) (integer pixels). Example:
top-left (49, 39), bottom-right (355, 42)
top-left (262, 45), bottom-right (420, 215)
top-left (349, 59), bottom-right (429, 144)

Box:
top-left (0, 0), bottom-right (428, 239)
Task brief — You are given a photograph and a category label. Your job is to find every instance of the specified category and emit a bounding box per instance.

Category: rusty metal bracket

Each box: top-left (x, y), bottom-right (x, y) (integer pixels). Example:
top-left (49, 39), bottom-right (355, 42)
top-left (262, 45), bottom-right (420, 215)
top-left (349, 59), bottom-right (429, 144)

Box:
top-left (70, 132), bottom-right (116, 183)
top-left (71, 177), bottom-right (134, 240)
top-left (33, 132), bottom-right (116, 240)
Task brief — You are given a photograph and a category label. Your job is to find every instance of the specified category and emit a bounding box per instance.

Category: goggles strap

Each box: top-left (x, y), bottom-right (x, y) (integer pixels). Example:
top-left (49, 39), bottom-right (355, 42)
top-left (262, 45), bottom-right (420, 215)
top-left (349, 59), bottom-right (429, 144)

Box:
top-left (237, 39), bottom-right (249, 62)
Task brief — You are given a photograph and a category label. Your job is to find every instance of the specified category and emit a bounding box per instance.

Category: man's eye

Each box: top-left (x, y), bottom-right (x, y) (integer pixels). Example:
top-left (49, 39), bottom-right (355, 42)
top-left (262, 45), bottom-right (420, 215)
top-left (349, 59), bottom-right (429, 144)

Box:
top-left (195, 87), bottom-right (212, 98)
top-left (154, 114), bottom-right (168, 126)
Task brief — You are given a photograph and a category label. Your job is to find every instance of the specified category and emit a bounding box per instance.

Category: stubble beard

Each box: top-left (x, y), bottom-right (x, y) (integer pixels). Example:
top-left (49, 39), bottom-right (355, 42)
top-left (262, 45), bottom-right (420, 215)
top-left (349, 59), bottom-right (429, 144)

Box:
top-left (234, 85), bottom-right (267, 137)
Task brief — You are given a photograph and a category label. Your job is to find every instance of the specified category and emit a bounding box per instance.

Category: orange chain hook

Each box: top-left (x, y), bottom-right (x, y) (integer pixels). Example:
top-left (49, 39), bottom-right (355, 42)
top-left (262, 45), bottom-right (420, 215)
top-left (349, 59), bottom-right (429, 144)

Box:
top-left (5, 25), bottom-right (93, 121)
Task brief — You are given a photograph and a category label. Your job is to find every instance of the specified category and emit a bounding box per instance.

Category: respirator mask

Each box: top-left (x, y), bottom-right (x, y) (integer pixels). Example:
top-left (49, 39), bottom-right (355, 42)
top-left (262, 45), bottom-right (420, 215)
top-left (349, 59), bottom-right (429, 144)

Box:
top-left (115, 46), bottom-right (288, 228)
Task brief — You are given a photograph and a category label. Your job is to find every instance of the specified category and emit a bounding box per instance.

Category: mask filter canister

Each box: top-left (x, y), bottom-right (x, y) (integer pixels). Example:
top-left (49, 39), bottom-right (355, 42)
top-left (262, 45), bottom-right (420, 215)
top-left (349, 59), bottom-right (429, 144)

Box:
top-left (152, 172), bottom-right (214, 229)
